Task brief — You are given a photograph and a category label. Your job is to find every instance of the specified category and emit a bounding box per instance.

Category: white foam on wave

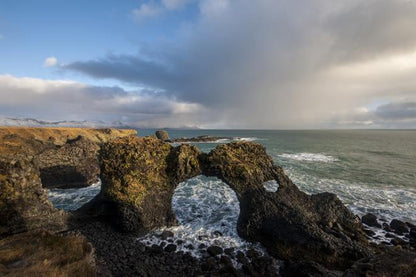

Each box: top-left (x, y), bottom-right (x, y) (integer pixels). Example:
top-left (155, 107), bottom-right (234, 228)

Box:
top-left (47, 180), bottom-right (101, 211)
top-left (279, 153), bottom-right (338, 163)
top-left (233, 137), bottom-right (259, 142)
top-left (286, 169), bottom-right (416, 225)
top-left (138, 175), bottom-right (268, 261)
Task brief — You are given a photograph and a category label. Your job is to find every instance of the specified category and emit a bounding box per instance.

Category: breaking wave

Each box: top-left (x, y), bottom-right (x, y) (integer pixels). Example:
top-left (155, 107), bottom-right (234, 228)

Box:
top-left (279, 153), bottom-right (338, 163)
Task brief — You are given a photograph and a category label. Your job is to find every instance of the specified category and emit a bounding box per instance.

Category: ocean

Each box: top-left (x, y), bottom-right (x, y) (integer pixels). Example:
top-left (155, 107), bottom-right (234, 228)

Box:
top-left (48, 129), bottom-right (416, 258)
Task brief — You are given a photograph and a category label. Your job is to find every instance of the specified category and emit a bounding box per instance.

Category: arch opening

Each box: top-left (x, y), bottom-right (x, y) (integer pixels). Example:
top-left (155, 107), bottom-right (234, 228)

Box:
top-left (138, 175), bottom-right (268, 260)
top-left (47, 179), bottom-right (101, 211)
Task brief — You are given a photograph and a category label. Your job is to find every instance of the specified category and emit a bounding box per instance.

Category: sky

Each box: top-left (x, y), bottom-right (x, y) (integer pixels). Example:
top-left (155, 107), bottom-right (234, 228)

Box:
top-left (1, 0), bottom-right (416, 129)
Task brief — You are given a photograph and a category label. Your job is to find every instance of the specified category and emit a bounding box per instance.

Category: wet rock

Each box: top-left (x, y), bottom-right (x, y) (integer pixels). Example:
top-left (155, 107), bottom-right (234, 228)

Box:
top-left (155, 130), bottom-right (170, 141)
top-left (161, 230), bottom-right (174, 240)
top-left (390, 219), bottom-right (409, 235)
top-left (236, 251), bottom-right (249, 265)
top-left (198, 243), bottom-right (206, 249)
top-left (363, 228), bottom-right (376, 237)
top-left (361, 213), bottom-right (381, 228)
top-left (246, 249), bottom-right (260, 259)
top-left (224, 247), bottom-right (234, 255)
top-left (164, 244), bottom-right (177, 253)
top-left (382, 222), bottom-right (393, 232)
top-left (390, 237), bottom-right (406, 246)
top-left (207, 245), bottom-right (223, 256)
top-left (213, 230), bottom-right (223, 237)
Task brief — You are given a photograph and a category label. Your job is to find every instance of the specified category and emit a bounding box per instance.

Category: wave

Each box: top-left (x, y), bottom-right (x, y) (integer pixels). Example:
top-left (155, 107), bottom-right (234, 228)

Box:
top-left (263, 180), bottom-right (279, 192)
top-left (47, 180), bottom-right (101, 211)
top-left (137, 175), bottom-right (268, 263)
top-left (285, 168), bottom-right (416, 225)
top-left (279, 153), bottom-right (338, 163)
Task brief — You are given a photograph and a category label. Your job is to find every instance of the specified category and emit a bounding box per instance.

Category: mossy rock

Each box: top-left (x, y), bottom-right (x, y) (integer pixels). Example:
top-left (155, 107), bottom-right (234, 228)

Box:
top-left (99, 137), bottom-right (202, 233)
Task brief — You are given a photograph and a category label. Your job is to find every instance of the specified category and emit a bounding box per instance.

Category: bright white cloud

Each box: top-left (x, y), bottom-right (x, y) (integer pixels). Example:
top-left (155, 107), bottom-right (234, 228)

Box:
top-left (43, 56), bottom-right (58, 67)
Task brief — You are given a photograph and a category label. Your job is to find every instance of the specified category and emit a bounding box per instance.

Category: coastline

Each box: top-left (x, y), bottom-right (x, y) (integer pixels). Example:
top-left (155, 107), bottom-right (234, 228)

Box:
top-left (0, 127), bottom-right (415, 276)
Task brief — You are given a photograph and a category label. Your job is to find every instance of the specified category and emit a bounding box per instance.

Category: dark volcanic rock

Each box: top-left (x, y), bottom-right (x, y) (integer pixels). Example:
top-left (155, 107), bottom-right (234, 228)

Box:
top-left (164, 244), bottom-right (177, 252)
top-left (202, 142), bottom-right (371, 270)
top-left (155, 130), bottom-right (170, 141)
top-left (344, 248), bottom-right (416, 277)
top-left (207, 245), bottom-right (223, 256)
top-left (361, 213), bottom-right (381, 228)
top-left (0, 155), bottom-right (66, 237)
top-left (390, 219), bottom-right (409, 235)
top-left (161, 230), bottom-right (174, 240)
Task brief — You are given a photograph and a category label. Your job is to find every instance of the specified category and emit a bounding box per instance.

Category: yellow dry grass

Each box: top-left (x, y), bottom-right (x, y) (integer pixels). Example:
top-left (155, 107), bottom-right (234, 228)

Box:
top-left (0, 230), bottom-right (95, 277)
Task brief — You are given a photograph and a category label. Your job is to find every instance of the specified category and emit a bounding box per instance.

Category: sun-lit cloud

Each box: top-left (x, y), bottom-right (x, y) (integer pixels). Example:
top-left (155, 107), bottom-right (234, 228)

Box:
top-left (0, 74), bottom-right (205, 128)
top-left (43, 56), bottom-right (58, 67)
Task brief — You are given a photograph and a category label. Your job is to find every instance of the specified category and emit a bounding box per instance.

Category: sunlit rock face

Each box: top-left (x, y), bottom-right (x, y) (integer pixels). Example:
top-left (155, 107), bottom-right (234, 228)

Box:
top-left (0, 155), bottom-right (67, 237)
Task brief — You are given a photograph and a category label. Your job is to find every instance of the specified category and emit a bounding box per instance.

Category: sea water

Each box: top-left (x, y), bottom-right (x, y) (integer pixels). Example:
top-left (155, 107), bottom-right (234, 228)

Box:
top-left (48, 130), bottom-right (416, 254)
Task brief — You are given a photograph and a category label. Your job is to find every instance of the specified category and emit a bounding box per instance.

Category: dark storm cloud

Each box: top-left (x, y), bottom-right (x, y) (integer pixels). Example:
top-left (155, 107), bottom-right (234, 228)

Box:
top-left (62, 0), bottom-right (416, 128)
top-left (375, 102), bottom-right (416, 120)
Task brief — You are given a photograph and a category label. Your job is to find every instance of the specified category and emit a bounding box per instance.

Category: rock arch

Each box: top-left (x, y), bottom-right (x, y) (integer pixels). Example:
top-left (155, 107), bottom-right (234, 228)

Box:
top-left (87, 136), bottom-right (372, 269)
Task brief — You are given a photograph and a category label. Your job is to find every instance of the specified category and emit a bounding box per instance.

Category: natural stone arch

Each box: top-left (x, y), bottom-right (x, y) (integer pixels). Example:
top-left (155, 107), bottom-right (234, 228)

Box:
top-left (89, 136), bottom-right (372, 269)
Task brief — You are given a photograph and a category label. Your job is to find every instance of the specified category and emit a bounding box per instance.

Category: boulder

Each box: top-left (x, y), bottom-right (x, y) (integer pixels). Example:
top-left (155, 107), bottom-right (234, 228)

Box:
top-left (390, 219), bottom-right (409, 235)
top-left (155, 130), bottom-right (170, 141)
top-left (361, 213), bottom-right (381, 228)
top-left (0, 155), bottom-right (66, 237)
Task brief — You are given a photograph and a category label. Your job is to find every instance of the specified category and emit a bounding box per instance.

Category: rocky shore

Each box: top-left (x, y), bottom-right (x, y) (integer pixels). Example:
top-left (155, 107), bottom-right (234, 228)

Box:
top-left (155, 130), bottom-right (232, 143)
top-left (1, 127), bottom-right (415, 276)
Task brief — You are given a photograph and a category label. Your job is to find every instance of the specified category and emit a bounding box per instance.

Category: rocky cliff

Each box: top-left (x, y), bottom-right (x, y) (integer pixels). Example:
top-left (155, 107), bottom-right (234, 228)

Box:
top-left (0, 127), bottom-right (137, 188)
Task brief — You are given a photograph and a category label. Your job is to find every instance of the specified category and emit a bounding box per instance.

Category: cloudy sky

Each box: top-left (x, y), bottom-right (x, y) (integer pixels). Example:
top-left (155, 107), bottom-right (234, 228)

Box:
top-left (1, 0), bottom-right (416, 129)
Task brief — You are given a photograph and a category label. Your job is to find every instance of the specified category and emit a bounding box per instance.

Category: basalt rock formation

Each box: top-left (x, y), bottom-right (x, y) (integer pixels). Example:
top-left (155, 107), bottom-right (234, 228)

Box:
top-left (0, 154), bottom-right (67, 237)
top-left (0, 127), bottom-right (137, 188)
top-left (81, 136), bottom-right (202, 232)
top-left (93, 137), bottom-right (372, 269)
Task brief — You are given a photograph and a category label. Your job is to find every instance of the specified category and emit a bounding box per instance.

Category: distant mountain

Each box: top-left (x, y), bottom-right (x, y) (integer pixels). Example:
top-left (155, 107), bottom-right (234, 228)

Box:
top-left (0, 117), bottom-right (128, 128)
